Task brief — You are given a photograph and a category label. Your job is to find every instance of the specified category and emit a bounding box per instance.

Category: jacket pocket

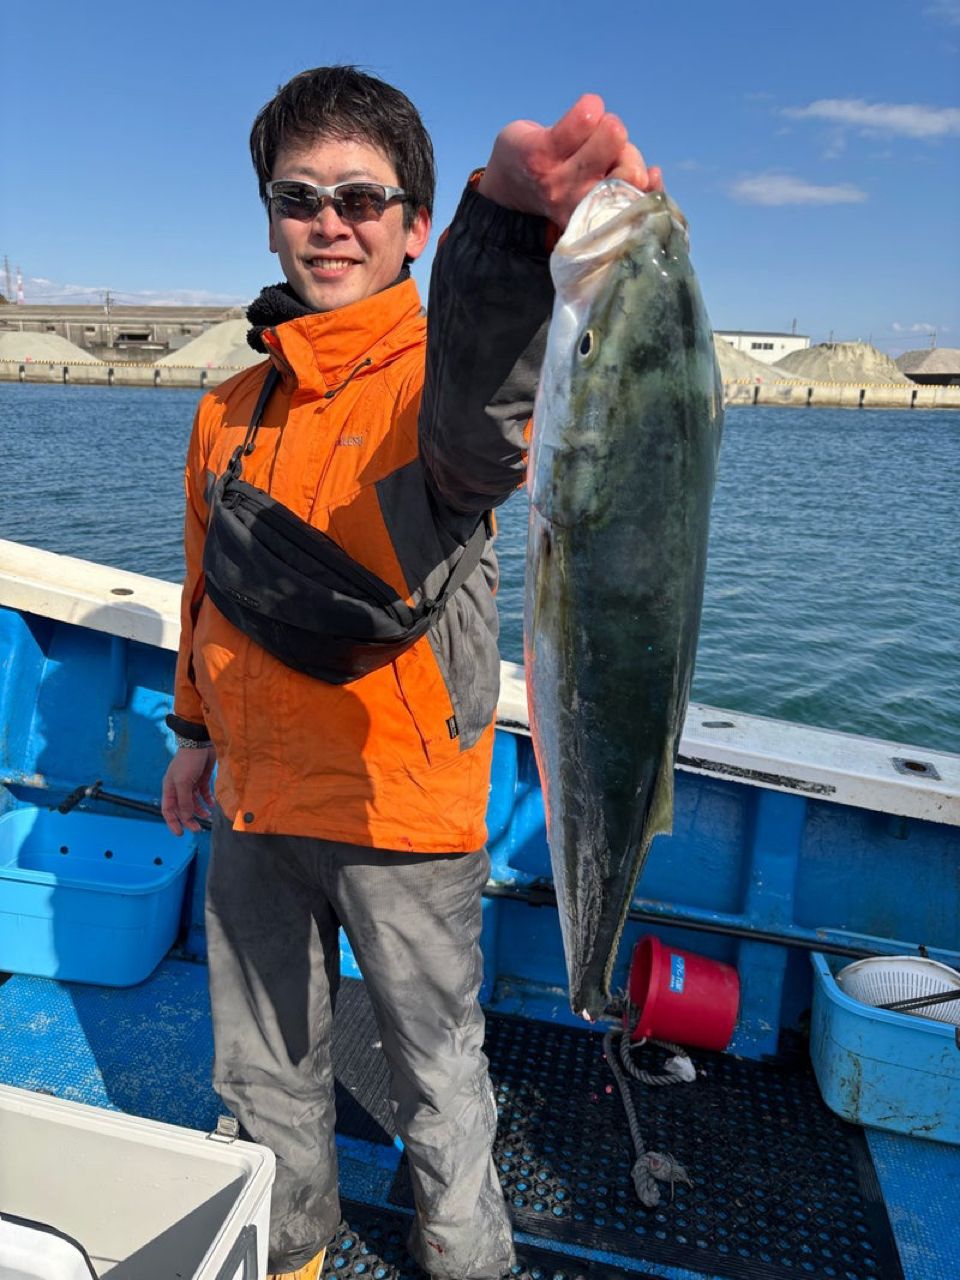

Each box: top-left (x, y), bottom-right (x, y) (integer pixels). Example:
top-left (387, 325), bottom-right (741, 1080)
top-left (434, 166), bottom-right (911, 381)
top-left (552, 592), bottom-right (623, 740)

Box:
top-left (393, 642), bottom-right (463, 766)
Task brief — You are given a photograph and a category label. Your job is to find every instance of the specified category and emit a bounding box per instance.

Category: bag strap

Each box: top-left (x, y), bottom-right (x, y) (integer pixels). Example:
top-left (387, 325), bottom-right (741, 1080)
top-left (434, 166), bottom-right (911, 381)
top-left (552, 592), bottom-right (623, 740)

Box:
top-left (196, 366), bottom-right (281, 667)
top-left (226, 366), bottom-right (281, 478)
top-left (422, 512), bottom-right (493, 623)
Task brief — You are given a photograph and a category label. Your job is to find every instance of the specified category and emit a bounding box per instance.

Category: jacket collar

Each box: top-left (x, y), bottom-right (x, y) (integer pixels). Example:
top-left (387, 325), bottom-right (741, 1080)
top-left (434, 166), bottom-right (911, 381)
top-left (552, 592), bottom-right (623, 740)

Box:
top-left (260, 277), bottom-right (425, 394)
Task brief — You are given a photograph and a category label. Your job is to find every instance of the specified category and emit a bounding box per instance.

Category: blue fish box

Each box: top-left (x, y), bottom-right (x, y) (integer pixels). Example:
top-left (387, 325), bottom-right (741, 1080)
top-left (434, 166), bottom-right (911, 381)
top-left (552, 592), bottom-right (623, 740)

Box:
top-left (0, 807), bottom-right (196, 986)
top-left (810, 951), bottom-right (960, 1145)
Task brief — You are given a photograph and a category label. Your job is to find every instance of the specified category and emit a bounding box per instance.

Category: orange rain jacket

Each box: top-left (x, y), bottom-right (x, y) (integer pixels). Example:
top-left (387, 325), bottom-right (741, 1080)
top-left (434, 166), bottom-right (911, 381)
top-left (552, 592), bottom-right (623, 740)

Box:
top-left (171, 187), bottom-right (554, 852)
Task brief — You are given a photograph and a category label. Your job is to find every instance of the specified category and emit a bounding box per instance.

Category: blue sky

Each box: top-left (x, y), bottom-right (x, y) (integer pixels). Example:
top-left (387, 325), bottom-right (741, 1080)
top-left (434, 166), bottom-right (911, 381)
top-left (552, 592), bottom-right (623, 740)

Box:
top-left (2, 0), bottom-right (958, 355)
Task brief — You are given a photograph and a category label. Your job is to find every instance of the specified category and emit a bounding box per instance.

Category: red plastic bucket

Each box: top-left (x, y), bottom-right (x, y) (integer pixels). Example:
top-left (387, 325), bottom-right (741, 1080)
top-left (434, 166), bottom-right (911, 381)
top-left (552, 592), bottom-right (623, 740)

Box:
top-left (625, 934), bottom-right (740, 1051)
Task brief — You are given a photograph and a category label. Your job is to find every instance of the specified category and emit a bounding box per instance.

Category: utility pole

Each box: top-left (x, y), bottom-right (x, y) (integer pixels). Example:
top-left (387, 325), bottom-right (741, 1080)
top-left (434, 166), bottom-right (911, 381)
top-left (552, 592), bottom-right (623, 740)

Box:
top-left (104, 289), bottom-right (113, 348)
top-left (2, 256), bottom-right (11, 301)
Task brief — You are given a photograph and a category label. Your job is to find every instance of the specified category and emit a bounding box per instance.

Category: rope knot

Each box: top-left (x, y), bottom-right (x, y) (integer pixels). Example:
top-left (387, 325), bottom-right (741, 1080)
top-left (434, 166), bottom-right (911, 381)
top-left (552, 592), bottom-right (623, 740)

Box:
top-left (632, 1151), bottom-right (693, 1207)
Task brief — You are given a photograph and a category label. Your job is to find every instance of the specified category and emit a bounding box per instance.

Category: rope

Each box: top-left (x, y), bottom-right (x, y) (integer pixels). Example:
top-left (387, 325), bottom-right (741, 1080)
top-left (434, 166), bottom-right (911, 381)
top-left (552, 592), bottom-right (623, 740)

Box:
top-left (603, 1027), bottom-right (695, 1208)
top-left (616, 1025), bottom-right (697, 1087)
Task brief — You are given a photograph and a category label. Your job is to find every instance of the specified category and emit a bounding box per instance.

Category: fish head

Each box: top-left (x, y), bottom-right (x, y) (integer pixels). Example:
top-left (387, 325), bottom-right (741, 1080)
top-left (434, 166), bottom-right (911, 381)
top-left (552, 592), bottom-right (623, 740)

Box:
top-left (530, 181), bottom-right (711, 529)
top-left (552, 180), bottom-right (688, 296)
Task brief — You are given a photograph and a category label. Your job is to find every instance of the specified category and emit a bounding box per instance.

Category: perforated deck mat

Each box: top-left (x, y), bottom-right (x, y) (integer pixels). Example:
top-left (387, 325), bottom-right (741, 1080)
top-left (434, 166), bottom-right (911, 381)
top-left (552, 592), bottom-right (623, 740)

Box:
top-left (383, 1011), bottom-right (904, 1280)
top-left (330, 1199), bottom-right (665, 1280)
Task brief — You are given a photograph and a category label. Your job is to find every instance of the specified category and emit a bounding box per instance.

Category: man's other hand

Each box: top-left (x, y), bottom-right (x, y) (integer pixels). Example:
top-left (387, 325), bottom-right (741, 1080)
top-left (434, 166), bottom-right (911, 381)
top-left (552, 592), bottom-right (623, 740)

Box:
top-left (477, 93), bottom-right (664, 231)
top-left (161, 745), bottom-right (216, 835)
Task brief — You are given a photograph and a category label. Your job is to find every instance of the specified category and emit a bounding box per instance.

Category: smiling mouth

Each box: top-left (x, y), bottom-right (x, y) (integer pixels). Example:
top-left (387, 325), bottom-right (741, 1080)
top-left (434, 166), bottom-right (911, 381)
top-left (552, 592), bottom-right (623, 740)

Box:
top-left (306, 258), bottom-right (356, 272)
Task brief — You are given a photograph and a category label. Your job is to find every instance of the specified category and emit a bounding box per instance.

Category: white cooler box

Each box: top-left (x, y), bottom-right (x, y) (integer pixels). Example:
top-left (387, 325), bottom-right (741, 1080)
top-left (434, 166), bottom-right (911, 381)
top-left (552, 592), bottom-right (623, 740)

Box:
top-left (0, 1085), bottom-right (275, 1279)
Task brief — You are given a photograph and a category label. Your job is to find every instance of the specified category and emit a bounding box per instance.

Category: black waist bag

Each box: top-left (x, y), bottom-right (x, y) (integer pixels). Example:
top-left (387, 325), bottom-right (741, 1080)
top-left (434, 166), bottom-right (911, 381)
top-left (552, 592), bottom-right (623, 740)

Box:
top-left (201, 367), bottom-right (489, 685)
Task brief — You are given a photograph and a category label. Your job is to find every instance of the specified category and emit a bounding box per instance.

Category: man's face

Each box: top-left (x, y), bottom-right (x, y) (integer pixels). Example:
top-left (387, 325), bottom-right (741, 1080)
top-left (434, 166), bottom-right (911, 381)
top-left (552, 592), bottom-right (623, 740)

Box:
top-left (268, 136), bottom-right (430, 312)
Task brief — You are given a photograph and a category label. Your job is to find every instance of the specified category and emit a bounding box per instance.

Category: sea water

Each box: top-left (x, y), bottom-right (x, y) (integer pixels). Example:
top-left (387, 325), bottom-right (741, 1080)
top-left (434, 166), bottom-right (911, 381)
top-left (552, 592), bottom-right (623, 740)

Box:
top-left (1, 383), bottom-right (957, 754)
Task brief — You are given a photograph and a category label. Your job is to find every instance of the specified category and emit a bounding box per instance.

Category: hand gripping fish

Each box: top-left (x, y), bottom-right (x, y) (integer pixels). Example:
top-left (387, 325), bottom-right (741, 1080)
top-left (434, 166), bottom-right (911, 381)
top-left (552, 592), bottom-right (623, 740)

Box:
top-left (524, 180), bottom-right (723, 1021)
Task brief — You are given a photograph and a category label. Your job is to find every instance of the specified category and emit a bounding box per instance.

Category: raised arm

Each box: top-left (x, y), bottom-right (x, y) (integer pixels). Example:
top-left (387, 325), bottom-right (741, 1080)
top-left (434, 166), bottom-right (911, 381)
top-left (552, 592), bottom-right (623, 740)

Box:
top-left (419, 95), bottom-right (662, 515)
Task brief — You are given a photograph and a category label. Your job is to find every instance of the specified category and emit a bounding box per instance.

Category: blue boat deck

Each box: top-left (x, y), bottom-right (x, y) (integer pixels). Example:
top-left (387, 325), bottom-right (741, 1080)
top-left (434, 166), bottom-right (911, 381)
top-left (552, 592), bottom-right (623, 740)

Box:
top-left (2, 954), bottom-right (958, 1280)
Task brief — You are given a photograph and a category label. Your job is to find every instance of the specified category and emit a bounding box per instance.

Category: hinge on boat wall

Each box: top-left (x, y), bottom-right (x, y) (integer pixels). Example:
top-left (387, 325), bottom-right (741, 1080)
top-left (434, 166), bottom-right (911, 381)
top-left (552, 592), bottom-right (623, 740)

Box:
top-left (210, 1115), bottom-right (240, 1143)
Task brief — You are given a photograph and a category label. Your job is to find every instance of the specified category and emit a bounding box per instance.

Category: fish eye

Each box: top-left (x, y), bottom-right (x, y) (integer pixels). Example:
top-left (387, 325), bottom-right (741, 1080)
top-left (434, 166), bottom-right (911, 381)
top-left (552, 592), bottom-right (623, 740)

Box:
top-left (578, 329), bottom-right (596, 359)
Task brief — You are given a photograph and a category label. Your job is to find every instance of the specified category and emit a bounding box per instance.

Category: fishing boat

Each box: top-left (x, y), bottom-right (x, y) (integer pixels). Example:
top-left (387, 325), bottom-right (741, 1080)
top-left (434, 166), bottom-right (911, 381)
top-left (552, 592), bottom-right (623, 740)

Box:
top-left (0, 534), bottom-right (957, 1280)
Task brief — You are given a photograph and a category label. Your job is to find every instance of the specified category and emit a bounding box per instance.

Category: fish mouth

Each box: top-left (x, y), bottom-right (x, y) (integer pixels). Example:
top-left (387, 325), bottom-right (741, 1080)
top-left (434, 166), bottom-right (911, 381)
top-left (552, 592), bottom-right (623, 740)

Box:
top-left (553, 181), bottom-right (688, 284)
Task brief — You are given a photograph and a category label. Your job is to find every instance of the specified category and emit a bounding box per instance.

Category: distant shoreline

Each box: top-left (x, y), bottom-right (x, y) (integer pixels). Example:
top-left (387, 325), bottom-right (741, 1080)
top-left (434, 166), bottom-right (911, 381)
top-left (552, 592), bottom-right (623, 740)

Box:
top-left (1, 359), bottom-right (958, 410)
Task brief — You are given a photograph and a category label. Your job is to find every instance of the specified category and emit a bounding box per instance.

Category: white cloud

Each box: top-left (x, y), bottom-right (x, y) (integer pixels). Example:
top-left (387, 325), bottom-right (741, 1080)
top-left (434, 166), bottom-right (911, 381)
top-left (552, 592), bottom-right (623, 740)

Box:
top-left (822, 129), bottom-right (847, 161)
top-left (124, 288), bottom-right (250, 307)
top-left (14, 276), bottom-right (248, 307)
top-left (784, 99), bottom-right (960, 140)
top-left (729, 173), bottom-right (867, 206)
top-left (924, 0), bottom-right (960, 25)
top-left (24, 281), bottom-right (109, 300)
top-left (892, 321), bottom-right (938, 333)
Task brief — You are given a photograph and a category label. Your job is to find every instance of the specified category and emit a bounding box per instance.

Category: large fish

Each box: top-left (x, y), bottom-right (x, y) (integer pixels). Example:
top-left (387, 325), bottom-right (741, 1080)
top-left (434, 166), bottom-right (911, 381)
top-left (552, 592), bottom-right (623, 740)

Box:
top-left (524, 180), bottom-right (723, 1021)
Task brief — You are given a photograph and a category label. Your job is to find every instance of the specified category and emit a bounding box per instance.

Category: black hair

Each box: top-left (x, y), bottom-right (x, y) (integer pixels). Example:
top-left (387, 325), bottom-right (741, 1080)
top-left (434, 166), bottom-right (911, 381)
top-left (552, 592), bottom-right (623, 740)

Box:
top-left (250, 65), bottom-right (435, 226)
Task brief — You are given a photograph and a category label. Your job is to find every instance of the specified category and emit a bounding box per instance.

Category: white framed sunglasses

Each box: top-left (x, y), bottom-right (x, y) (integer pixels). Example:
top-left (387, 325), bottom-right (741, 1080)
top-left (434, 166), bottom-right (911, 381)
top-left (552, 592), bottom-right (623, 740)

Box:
top-left (265, 180), bottom-right (410, 224)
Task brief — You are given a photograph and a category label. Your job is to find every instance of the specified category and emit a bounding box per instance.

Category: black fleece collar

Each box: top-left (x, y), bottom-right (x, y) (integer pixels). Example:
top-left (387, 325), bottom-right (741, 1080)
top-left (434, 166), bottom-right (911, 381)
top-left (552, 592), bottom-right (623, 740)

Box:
top-left (246, 267), bottom-right (412, 353)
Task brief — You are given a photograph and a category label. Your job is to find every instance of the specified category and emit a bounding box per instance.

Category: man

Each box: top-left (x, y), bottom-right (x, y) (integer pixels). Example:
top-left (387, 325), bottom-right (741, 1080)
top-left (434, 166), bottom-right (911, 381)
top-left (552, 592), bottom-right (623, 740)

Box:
top-left (161, 66), bottom-right (660, 1280)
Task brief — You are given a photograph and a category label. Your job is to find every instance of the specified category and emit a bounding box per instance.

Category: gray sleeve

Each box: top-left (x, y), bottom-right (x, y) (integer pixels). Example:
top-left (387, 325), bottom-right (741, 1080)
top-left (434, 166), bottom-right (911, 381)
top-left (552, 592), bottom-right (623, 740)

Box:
top-left (419, 183), bottom-right (555, 516)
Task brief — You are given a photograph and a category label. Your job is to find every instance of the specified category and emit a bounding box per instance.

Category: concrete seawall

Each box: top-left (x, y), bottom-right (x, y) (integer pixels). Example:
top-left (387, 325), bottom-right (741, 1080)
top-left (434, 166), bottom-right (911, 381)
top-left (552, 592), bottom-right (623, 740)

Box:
top-left (0, 360), bottom-right (256, 390)
top-left (2, 359), bottom-right (960, 410)
top-left (723, 378), bottom-right (960, 410)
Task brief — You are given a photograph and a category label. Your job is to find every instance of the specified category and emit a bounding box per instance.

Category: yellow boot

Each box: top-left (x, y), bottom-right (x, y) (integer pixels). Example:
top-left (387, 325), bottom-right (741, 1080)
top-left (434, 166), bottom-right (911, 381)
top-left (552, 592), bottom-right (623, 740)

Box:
top-left (267, 1247), bottom-right (325, 1280)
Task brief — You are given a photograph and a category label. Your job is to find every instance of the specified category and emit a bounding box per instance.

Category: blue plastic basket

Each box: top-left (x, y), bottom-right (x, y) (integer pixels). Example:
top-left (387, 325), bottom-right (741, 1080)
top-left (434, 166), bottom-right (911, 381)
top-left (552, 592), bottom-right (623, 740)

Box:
top-left (810, 951), bottom-right (960, 1145)
top-left (0, 806), bottom-right (196, 986)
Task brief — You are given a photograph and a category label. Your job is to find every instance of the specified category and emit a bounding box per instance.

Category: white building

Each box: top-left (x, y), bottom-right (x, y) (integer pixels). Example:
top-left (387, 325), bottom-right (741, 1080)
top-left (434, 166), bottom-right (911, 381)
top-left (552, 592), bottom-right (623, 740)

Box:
top-left (713, 330), bottom-right (810, 365)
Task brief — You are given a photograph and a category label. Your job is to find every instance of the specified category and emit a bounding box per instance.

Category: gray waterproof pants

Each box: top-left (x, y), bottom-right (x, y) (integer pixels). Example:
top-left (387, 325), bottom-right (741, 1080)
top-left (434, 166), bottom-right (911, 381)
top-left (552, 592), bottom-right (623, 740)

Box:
top-left (205, 808), bottom-right (514, 1277)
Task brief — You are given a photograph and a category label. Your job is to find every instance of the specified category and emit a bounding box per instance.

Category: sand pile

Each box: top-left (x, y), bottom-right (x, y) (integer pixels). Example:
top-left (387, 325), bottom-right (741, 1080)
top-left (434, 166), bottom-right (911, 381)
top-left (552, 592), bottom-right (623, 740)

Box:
top-left (216, 341), bottom-right (268, 370)
top-left (157, 319), bottom-right (262, 368)
top-left (714, 337), bottom-right (798, 383)
top-left (775, 342), bottom-right (911, 385)
top-left (0, 331), bottom-right (103, 363)
top-left (895, 348), bottom-right (960, 378)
